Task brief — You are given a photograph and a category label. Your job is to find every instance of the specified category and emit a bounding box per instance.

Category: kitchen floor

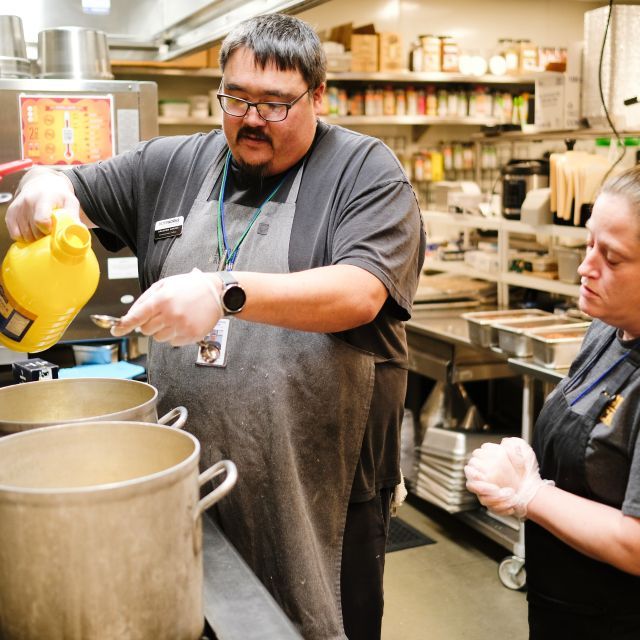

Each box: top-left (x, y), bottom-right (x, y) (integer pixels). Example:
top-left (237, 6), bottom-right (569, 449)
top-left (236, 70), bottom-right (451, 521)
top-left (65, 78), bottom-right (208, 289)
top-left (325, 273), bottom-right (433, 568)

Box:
top-left (381, 495), bottom-right (528, 640)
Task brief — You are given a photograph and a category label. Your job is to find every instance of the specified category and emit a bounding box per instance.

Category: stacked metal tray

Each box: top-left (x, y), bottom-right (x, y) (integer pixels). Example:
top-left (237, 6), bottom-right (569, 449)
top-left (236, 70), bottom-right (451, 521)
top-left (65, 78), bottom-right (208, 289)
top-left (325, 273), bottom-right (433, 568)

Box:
top-left (529, 324), bottom-right (591, 368)
top-left (492, 315), bottom-right (590, 357)
top-left (462, 309), bottom-right (551, 348)
top-left (462, 309), bottom-right (591, 368)
top-left (415, 426), bottom-right (506, 513)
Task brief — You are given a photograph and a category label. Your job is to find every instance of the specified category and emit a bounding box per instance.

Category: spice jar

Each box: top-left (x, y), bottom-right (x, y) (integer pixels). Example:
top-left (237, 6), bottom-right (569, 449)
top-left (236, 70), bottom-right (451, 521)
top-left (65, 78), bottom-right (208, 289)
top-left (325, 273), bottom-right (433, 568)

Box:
top-left (420, 35), bottom-right (441, 72)
top-left (440, 36), bottom-right (459, 73)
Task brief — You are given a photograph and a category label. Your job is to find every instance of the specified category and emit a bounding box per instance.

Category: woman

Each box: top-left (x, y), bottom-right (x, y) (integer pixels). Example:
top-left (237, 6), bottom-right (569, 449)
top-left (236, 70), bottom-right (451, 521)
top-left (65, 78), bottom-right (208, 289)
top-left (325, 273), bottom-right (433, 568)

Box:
top-left (465, 165), bottom-right (640, 639)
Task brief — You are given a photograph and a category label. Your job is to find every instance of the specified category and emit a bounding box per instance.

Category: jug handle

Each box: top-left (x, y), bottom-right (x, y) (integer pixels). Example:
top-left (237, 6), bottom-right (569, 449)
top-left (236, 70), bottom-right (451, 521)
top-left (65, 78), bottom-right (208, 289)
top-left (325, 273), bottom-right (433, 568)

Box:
top-left (50, 208), bottom-right (84, 233)
top-left (157, 406), bottom-right (188, 429)
top-left (195, 460), bottom-right (238, 520)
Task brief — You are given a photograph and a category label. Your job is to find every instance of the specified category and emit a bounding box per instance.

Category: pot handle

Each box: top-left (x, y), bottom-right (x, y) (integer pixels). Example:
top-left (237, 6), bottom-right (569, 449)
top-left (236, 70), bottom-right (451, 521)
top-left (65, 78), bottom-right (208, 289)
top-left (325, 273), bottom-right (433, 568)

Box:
top-left (157, 406), bottom-right (188, 429)
top-left (195, 459), bottom-right (238, 520)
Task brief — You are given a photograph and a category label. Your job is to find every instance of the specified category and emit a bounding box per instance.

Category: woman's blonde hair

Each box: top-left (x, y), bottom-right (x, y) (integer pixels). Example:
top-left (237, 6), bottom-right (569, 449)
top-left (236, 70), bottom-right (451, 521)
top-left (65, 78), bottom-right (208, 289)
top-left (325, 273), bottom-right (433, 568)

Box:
top-left (599, 165), bottom-right (640, 216)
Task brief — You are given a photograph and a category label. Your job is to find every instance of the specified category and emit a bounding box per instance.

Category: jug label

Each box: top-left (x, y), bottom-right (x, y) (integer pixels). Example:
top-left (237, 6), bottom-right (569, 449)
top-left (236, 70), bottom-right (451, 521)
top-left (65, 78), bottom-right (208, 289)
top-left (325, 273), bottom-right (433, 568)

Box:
top-left (0, 281), bottom-right (35, 342)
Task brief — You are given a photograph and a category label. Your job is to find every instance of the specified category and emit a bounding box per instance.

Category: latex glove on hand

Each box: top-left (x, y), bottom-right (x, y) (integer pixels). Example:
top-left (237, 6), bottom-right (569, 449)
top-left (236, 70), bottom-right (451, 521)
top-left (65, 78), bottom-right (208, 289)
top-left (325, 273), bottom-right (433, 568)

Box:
top-left (464, 437), bottom-right (552, 519)
top-left (111, 268), bottom-right (224, 347)
top-left (6, 168), bottom-right (81, 242)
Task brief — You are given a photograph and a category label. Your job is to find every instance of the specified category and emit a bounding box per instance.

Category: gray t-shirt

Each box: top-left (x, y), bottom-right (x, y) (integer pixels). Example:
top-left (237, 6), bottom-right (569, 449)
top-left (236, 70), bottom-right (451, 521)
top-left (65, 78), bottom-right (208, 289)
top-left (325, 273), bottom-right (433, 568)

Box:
top-left (551, 320), bottom-right (640, 516)
top-left (68, 121), bottom-right (426, 500)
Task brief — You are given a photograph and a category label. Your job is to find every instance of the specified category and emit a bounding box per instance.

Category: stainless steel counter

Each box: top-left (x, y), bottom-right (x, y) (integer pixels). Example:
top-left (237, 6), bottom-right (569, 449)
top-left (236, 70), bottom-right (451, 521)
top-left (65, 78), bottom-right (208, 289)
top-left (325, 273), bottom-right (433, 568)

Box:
top-left (404, 305), bottom-right (568, 559)
top-left (203, 514), bottom-right (302, 640)
top-left (406, 306), bottom-right (514, 383)
top-left (507, 357), bottom-right (567, 385)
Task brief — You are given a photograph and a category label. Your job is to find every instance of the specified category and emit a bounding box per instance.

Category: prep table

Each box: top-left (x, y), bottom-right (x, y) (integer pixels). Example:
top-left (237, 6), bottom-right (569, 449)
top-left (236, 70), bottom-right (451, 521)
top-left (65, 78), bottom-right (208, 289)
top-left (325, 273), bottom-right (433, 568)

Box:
top-left (406, 306), bottom-right (570, 589)
top-left (202, 514), bottom-right (302, 640)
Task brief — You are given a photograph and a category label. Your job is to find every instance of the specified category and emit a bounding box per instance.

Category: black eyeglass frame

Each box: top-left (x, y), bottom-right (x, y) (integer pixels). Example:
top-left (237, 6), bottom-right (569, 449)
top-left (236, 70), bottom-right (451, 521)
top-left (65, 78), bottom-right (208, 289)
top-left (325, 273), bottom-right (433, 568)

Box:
top-left (216, 88), bottom-right (311, 122)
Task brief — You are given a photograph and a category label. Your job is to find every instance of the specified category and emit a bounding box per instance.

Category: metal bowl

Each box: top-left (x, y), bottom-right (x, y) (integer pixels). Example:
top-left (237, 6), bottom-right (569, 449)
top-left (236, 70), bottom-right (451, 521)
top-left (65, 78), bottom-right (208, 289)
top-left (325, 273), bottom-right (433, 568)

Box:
top-left (0, 15), bottom-right (31, 78)
top-left (37, 26), bottom-right (113, 79)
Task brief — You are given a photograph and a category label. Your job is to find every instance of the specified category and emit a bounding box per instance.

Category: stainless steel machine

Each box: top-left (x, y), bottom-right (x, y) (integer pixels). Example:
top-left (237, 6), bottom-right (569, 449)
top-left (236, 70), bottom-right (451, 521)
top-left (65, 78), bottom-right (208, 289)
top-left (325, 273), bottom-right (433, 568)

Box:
top-left (0, 77), bottom-right (158, 348)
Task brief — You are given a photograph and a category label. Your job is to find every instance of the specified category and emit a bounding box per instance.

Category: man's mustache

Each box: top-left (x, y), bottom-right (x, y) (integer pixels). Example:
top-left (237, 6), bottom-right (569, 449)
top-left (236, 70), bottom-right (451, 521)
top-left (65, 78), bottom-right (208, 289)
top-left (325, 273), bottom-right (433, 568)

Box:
top-left (236, 127), bottom-right (273, 146)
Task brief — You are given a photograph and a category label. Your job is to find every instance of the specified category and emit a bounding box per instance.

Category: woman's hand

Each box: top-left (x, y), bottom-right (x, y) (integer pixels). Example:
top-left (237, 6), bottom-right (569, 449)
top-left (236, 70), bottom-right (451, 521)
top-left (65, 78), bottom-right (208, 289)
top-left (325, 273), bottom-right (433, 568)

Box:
top-left (464, 437), bottom-right (552, 519)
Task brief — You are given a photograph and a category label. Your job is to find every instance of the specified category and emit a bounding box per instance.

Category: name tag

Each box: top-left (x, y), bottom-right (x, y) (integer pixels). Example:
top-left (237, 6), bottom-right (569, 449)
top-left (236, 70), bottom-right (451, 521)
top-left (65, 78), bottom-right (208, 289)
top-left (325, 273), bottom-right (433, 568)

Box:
top-left (196, 319), bottom-right (230, 368)
top-left (154, 216), bottom-right (184, 240)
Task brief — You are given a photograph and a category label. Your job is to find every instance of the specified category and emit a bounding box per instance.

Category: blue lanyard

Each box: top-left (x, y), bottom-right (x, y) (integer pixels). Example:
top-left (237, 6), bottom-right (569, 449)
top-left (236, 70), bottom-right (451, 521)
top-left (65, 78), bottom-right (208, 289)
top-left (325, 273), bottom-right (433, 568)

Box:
top-left (569, 350), bottom-right (632, 407)
top-left (216, 150), bottom-right (290, 271)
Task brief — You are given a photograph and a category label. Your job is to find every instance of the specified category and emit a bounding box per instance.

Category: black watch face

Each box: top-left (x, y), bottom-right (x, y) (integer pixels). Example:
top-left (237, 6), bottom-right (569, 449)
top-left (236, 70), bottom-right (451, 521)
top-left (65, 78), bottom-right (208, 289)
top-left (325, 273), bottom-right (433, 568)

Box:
top-left (224, 285), bottom-right (246, 312)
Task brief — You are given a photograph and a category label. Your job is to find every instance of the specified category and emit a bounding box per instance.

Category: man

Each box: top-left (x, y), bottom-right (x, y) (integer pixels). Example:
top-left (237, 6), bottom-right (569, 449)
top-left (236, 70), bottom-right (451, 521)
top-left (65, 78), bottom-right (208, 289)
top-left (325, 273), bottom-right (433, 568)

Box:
top-left (7, 14), bottom-right (425, 640)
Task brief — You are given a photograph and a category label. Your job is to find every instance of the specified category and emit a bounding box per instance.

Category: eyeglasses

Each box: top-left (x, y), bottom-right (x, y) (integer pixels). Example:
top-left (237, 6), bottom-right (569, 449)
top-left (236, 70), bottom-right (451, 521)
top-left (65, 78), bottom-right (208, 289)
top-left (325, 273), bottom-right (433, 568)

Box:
top-left (217, 88), bottom-right (310, 122)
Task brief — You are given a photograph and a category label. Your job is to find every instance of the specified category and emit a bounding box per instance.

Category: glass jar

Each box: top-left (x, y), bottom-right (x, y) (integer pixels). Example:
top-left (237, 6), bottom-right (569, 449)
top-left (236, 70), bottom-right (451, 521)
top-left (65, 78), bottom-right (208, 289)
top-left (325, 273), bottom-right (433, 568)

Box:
top-left (420, 35), bottom-right (441, 72)
top-left (440, 36), bottom-right (459, 73)
top-left (409, 40), bottom-right (423, 72)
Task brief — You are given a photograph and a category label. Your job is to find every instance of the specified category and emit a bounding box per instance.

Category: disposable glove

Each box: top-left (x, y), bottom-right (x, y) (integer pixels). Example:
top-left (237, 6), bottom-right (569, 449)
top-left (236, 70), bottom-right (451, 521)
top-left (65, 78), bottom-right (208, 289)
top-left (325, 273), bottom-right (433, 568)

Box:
top-left (464, 437), bottom-right (552, 519)
top-left (6, 168), bottom-right (81, 242)
top-left (111, 268), bottom-right (224, 346)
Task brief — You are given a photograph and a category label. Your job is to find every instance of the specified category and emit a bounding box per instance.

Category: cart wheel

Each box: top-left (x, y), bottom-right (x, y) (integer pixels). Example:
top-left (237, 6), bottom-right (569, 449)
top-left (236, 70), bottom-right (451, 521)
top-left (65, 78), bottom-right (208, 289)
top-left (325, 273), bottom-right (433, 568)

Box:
top-left (498, 555), bottom-right (526, 590)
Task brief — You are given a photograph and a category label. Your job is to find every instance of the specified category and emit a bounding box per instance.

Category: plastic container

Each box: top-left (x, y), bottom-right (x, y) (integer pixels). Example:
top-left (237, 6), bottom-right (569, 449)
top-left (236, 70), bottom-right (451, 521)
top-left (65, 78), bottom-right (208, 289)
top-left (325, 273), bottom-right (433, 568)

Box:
top-left (556, 246), bottom-right (586, 283)
top-left (159, 100), bottom-right (190, 118)
top-left (72, 343), bottom-right (119, 365)
top-left (0, 209), bottom-right (100, 353)
top-left (188, 94), bottom-right (210, 118)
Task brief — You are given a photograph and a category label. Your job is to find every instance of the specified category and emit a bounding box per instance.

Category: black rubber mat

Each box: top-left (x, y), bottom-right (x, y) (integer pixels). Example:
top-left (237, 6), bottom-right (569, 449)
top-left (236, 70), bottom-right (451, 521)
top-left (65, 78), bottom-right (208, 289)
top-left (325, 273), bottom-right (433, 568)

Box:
top-left (386, 517), bottom-right (436, 553)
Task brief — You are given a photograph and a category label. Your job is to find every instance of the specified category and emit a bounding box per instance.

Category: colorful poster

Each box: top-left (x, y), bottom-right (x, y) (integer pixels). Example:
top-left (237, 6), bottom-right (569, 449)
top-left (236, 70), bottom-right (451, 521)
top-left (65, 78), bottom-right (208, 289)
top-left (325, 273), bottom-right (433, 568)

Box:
top-left (19, 94), bottom-right (115, 165)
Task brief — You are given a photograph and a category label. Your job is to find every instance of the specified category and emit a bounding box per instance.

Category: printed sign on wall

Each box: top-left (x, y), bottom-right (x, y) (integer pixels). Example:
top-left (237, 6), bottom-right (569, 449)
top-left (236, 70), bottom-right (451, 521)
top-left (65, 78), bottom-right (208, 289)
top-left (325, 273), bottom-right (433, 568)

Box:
top-left (19, 94), bottom-right (114, 165)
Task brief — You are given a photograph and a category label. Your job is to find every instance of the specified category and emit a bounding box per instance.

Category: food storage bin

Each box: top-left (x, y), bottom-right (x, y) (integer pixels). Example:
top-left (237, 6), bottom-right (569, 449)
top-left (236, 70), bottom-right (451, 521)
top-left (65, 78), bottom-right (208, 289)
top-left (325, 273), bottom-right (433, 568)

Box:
top-left (493, 315), bottom-right (588, 357)
top-left (72, 343), bottom-right (119, 365)
top-left (462, 309), bottom-right (550, 348)
top-left (189, 94), bottom-right (210, 118)
top-left (556, 246), bottom-right (586, 284)
top-left (529, 324), bottom-right (590, 368)
top-left (158, 100), bottom-right (190, 118)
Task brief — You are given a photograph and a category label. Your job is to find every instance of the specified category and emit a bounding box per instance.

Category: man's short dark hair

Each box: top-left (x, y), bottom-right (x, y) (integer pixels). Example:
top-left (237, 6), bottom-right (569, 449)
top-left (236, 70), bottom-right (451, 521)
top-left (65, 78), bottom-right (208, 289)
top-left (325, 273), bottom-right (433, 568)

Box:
top-left (220, 13), bottom-right (327, 90)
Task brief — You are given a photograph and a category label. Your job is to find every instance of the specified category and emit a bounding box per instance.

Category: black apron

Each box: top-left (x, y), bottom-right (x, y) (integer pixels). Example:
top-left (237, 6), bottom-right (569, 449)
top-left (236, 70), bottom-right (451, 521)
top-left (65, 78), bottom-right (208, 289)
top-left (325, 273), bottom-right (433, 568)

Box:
top-left (527, 327), bottom-right (640, 634)
top-left (148, 149), bottom-right (375, 640)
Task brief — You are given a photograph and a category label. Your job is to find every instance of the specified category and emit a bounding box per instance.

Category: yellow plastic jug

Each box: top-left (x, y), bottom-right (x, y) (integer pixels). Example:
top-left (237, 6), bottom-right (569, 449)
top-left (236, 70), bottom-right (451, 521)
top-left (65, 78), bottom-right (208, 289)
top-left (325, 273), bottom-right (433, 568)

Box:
top-left (0, 209), bottom-right (100, 353)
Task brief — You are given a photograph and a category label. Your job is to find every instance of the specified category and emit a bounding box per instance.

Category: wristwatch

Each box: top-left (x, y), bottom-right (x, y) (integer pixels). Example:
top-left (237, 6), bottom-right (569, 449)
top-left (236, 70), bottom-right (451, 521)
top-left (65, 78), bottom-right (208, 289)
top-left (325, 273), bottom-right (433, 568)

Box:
top-left (216, 271), bottom-right (246, 314)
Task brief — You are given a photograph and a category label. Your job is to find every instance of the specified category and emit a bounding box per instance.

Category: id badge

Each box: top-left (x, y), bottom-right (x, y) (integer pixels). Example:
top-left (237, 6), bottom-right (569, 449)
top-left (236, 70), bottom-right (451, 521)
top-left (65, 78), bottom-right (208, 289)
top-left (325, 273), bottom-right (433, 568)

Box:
top-left (196, 318), bottom-right (230, 367)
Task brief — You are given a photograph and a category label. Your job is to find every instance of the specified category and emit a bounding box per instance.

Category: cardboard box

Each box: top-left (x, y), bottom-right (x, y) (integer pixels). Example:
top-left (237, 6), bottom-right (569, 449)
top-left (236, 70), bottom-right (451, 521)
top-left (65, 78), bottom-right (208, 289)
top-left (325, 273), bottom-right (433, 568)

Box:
top-left (378, 32), bottom-right (404, 72)
top-left (111, 50), bottom-right (209, 69)
top-left (351, 33), bottom-right (378, 72)
top-left (207, 44), bottom-right (221, 69)
top-left (534, 74), bottom-right (565, 130)
top-left (533, 41), bottom-right (582, 130)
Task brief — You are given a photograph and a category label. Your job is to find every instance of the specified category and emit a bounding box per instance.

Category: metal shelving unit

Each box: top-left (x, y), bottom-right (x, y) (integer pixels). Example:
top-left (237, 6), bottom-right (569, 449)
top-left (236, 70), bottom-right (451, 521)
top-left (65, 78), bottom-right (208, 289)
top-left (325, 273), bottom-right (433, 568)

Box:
top-left (326, 71), bottom-right (544, 85)
top-left (158, 116), bottom-right (221, 126)
top-left (422, 210), bottom-right (587, 304)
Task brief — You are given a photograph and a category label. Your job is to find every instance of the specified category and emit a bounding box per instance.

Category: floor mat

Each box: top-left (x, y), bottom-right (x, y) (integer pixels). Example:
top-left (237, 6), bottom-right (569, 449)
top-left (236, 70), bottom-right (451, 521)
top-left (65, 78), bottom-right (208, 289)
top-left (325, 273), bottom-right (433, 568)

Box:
top-left (386, 517), bottom-right (436, 553)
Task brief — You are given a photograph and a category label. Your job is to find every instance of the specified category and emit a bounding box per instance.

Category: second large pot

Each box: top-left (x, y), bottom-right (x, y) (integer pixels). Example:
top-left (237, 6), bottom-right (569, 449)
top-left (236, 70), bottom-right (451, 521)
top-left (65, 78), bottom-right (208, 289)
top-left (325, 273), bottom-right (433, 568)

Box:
top-left (0, 421), bottom-right (237, 640)
top-left (0, 377), bottom-right (184, 435)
